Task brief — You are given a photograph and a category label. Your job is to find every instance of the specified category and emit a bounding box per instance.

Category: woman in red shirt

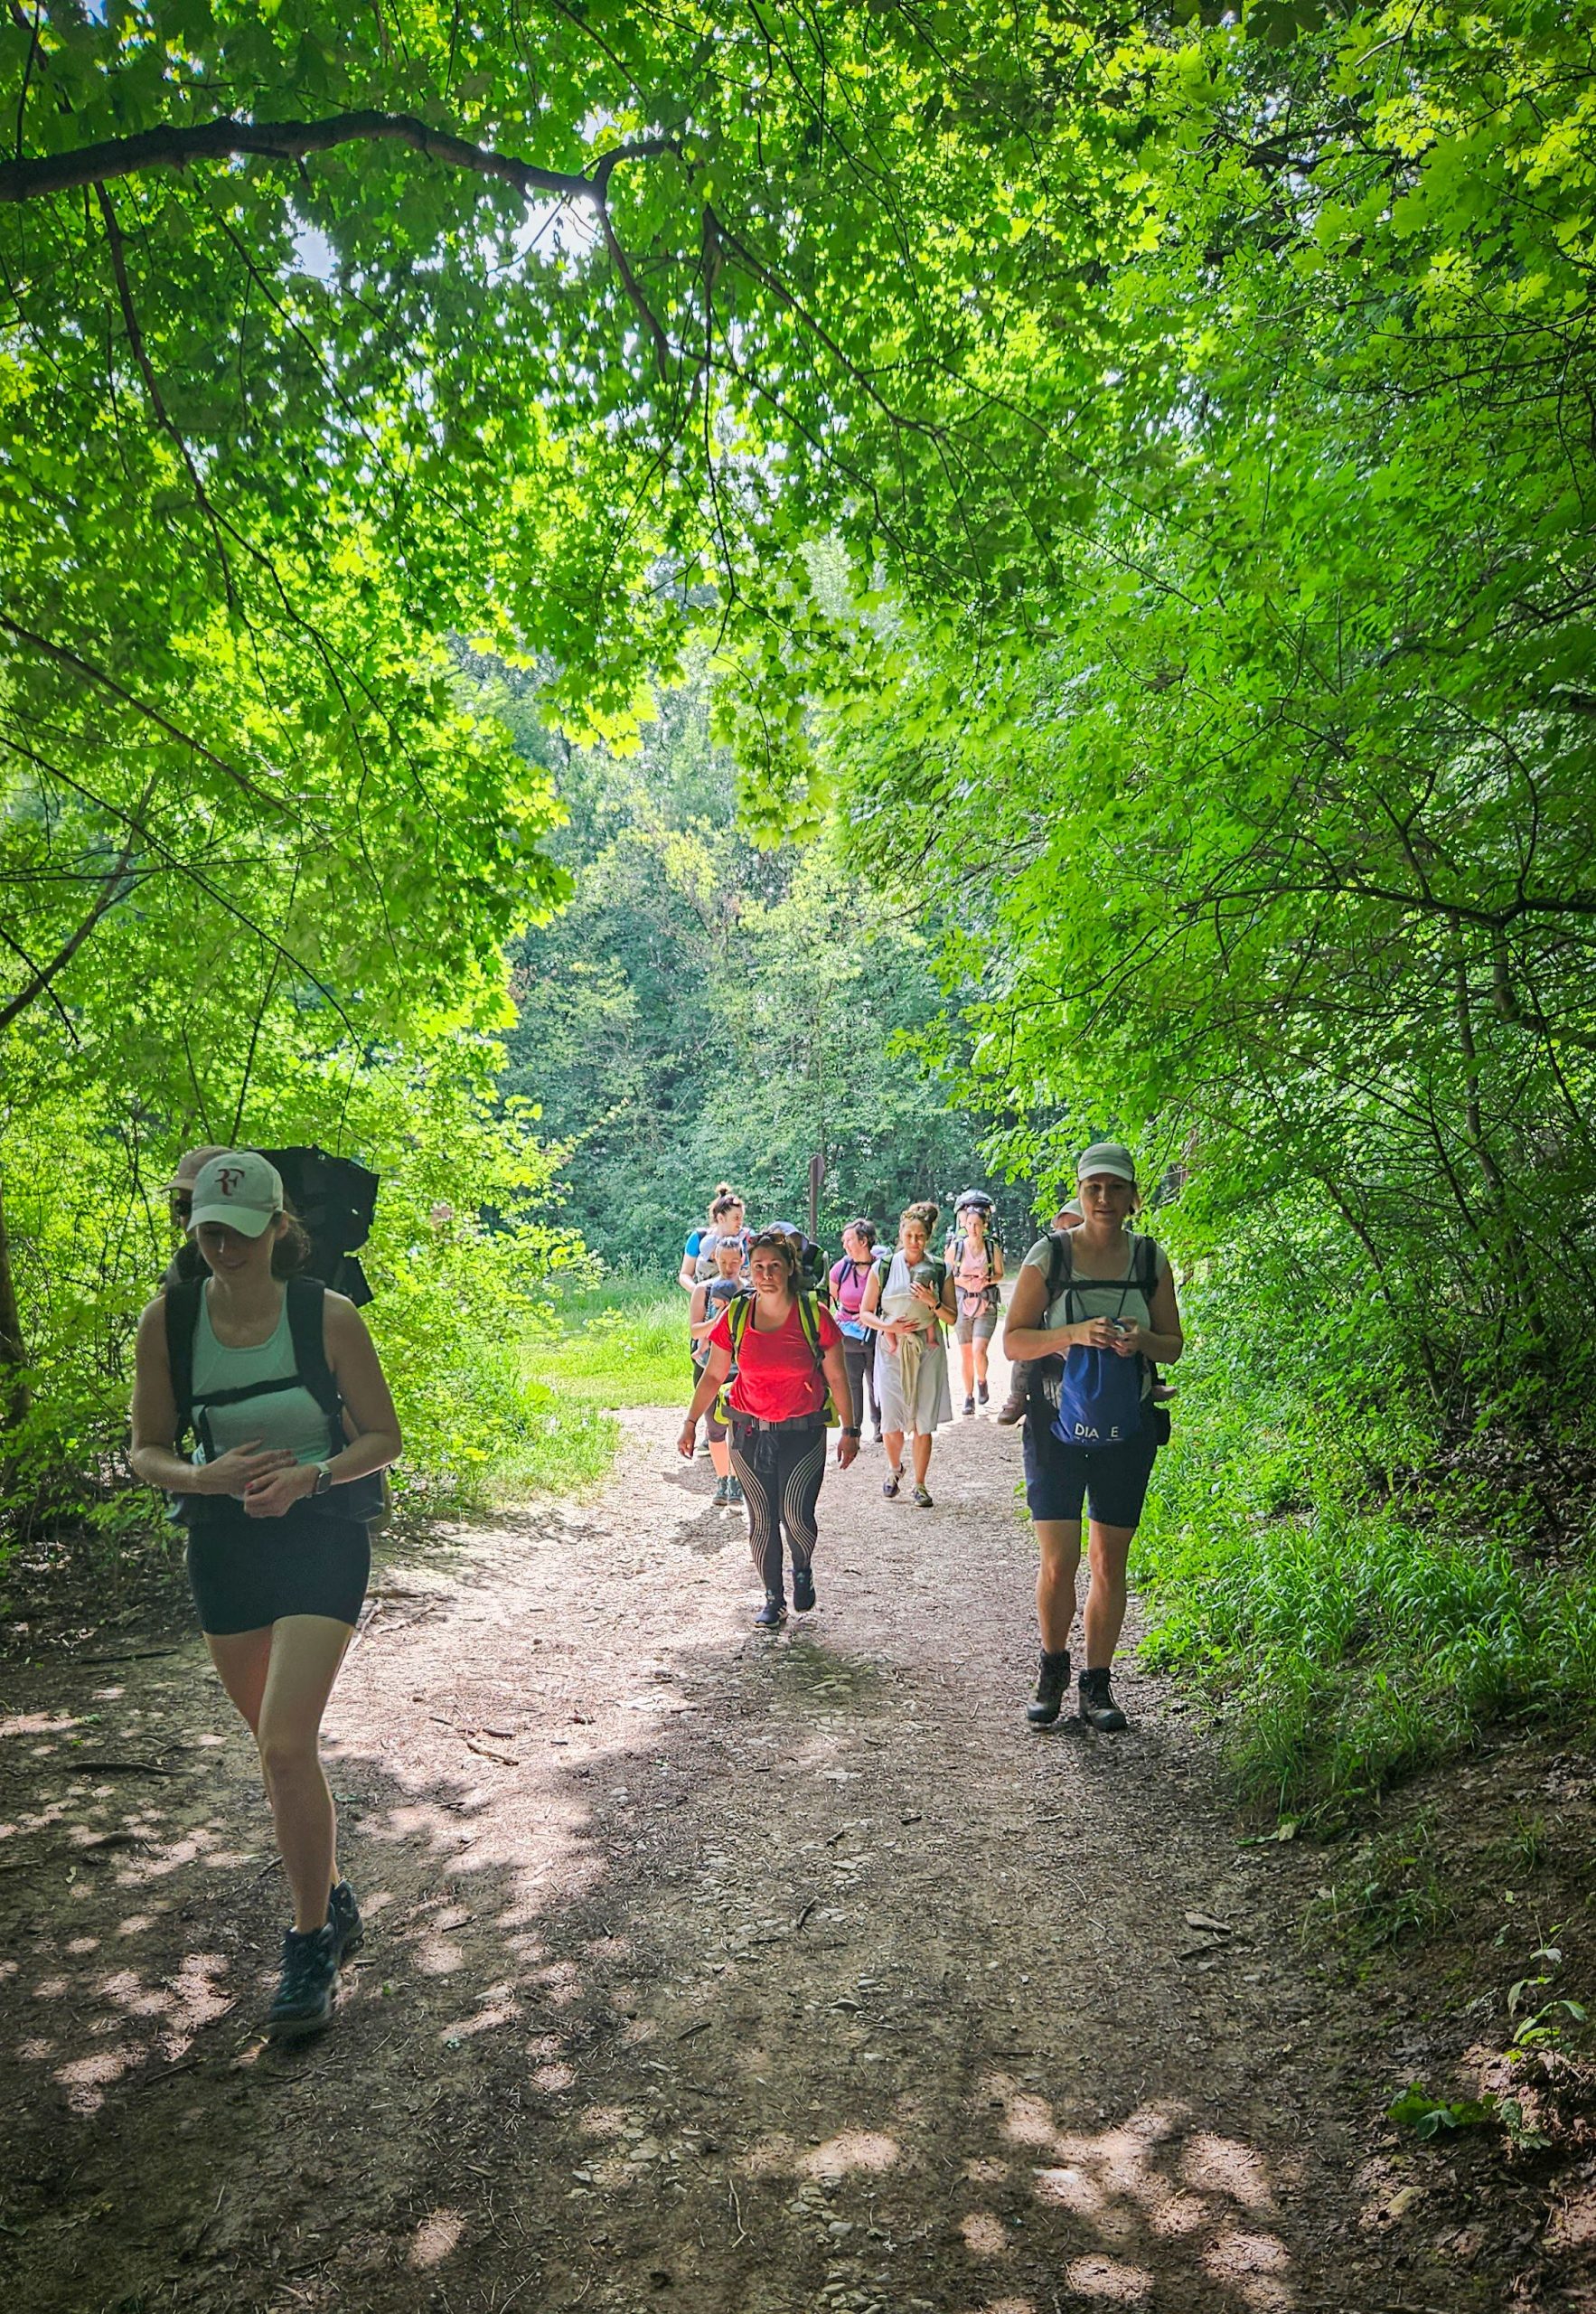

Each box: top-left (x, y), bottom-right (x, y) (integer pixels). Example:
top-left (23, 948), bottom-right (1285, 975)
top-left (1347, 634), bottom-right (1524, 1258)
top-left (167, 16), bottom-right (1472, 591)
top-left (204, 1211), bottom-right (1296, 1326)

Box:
top-left (679, 1230), bottom-right (859, 1626)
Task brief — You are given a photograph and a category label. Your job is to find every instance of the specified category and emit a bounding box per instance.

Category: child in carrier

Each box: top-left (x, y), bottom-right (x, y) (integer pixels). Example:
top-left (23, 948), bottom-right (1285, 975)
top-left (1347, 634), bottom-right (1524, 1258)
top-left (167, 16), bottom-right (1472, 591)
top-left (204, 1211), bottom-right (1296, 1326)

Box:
top-left (689, 1236), bottom-right (749, 1507)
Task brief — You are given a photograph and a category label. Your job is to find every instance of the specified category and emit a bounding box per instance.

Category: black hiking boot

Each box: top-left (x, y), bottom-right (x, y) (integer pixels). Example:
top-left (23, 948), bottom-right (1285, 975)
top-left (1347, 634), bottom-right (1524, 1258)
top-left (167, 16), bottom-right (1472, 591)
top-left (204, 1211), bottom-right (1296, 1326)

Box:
top-left (267, 1923), bottom-right (339, 2038)
top-left (754, 1592), bottom-right (786, 1629)
top-left (1027, 1649), bottom-right (1071, 1727)
top-left (792, 1565), bottom-right (816, 1613)
top-left (977, 1380), bottom-right (990, 1406)
top-left (1078, 1667), bottom-right (1129, 1733)
top-left (328, 1879), bottom-right (364, 1965)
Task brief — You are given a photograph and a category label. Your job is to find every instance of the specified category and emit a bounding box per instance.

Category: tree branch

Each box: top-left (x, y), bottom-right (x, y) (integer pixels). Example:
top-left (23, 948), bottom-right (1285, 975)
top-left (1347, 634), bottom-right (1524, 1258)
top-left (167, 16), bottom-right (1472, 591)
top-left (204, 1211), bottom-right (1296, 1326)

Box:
top-left (0, 782), bottom-right (152, 1035)
top-left (0, 111), bottom-right (673, 205)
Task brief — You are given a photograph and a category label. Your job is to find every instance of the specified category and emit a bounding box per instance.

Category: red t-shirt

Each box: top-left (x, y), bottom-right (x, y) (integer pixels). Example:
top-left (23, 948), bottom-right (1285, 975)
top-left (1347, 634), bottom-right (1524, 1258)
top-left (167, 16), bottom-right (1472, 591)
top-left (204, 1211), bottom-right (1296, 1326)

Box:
top-left (709, 1297), bottom-right (842, 1421)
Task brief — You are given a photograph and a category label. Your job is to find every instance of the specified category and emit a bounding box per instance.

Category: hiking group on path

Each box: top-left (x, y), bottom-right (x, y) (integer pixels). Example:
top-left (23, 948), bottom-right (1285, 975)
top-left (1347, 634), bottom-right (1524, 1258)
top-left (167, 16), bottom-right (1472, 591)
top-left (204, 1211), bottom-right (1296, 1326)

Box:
top-left (127, 1140), bottom-right (1183, 2043)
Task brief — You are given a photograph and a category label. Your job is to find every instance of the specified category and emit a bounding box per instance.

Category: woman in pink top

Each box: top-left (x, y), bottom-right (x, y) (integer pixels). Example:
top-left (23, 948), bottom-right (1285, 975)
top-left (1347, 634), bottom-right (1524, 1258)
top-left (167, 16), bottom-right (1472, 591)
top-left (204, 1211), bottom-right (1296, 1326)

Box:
top-left (950, 1195), bottom-right (1005, 1415)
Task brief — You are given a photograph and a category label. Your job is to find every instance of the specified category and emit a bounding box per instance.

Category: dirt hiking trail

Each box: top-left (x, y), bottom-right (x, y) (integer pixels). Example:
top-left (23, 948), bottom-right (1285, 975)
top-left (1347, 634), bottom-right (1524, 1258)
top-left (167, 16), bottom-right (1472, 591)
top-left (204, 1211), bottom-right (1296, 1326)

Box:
top-left (1, 1378), bottom-right (1517, 2313)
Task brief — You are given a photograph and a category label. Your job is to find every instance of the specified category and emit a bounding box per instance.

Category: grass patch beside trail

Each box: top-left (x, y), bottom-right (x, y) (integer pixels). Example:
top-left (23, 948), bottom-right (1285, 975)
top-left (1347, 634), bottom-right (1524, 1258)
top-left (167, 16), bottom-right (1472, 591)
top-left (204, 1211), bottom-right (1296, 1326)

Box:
top-left (1133, 1383), bottom-right (1596, 1830)
top-left (526, 1280), bottom-right (688, 1410)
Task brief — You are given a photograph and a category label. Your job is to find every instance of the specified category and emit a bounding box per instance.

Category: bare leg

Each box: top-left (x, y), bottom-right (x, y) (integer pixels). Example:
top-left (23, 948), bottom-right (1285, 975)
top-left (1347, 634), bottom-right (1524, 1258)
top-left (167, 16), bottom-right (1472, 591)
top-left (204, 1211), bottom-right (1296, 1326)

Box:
top-left (911, 1430), bottom-right (934, 1486)
top-left (256, 1616), bottom-right (354, 1932)
top-left (1034, 1519), bottom-right (1083, 1654)
top-left (883, 1427), bottom-right (906, 1476)
top-left (972, 1335), bottom-right (991, 1389)
top-left (960, 1340), bottom-right (975, 1395)
top-left (1083, 1520), bottom-right (1134, 1669)
top-left (205, 1626), bottom-right (273, 1740)
top-left (709, 1436), bottom-right (731, 1480)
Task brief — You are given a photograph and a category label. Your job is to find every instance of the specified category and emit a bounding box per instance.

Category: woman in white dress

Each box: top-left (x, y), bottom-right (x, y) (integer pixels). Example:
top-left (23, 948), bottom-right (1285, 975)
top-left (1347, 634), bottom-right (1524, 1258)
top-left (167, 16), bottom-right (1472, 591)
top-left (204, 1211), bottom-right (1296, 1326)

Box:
top-left (857, 1201), bottom-right (955, 1506)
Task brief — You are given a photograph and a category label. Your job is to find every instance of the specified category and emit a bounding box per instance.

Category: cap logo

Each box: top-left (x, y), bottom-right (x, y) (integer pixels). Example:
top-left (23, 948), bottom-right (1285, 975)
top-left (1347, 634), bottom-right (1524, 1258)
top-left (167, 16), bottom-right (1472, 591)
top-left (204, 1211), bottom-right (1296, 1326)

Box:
top-left (216, 1166), bottom-right (244, 1196)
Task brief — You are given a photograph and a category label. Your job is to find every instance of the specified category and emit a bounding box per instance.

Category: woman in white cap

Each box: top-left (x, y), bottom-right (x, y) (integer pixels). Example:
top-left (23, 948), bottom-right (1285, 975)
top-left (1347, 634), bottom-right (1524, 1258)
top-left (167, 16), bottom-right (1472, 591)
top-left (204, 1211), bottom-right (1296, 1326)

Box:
top-left (130, 1150), bottom-right (401, 2037)
top-left (1002, 1143), bottom-right (1184, 1731)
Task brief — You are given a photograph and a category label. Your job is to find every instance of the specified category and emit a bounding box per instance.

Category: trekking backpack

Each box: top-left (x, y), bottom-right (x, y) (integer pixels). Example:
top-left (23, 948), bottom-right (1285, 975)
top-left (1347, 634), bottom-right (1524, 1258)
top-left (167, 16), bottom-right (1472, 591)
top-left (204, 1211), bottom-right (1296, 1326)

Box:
top-left (260, 1146), bottom-right (379, 1308)
top-left (714, 1293), bottom-right (839, 1427)
top-left (162, 1275), bottom-right (389, 1529)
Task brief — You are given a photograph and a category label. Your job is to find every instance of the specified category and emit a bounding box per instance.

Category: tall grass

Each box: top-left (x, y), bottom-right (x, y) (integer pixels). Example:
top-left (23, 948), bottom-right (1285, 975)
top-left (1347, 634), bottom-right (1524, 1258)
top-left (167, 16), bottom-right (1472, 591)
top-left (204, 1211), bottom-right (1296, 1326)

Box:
top-left (525, 1280), bottom-right (689, 1409)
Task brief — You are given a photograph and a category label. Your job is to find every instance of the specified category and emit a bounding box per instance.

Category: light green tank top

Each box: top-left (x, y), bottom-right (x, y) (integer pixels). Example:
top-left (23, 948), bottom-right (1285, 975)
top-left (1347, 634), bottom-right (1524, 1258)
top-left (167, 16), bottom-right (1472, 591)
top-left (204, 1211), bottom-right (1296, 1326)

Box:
top-left (191, 1286), bottom-right (333, 1469)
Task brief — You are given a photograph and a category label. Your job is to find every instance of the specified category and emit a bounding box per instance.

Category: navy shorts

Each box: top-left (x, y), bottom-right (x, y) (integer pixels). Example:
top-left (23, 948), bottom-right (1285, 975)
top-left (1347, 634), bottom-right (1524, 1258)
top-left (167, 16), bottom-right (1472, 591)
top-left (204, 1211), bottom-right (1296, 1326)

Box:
top-left (1021, 1416), bottom-right (1159, 1530)
top-left (186, 1500), bottom-right (371, 1635)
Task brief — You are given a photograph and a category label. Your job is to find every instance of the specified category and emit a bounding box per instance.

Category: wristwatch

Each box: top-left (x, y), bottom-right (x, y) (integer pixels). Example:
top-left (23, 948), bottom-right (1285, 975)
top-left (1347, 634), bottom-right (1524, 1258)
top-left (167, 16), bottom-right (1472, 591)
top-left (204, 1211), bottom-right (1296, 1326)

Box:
top-left (842, 1426), bottom-right (862, 1438)
top-left (312, 1462), bottom-right (333, 1496)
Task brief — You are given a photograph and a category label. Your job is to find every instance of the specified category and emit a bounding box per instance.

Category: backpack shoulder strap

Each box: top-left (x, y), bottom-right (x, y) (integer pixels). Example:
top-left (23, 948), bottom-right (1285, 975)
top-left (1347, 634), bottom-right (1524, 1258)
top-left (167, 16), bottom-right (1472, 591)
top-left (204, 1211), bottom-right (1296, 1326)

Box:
top-left (285, 1276), bottom-right (340, 1416)
top-left (1134, 1233), bottom-right (1159, 1300)
top-left (1043, 1228), bottom-right (1073, 1307)
top-left (794, 1293), bottom-right (824, 1369)
top-left (727, 1294), bottom-right (755, 1354)
top-left (164, 1278), bottom-right (202, 1438)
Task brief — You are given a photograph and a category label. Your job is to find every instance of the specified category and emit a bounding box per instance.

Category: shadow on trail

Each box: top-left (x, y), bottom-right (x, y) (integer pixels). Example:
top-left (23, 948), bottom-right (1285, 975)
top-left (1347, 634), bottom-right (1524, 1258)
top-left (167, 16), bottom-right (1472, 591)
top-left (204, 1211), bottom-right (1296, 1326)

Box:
top-left (4, 1588), bottom-right (1312, 2314)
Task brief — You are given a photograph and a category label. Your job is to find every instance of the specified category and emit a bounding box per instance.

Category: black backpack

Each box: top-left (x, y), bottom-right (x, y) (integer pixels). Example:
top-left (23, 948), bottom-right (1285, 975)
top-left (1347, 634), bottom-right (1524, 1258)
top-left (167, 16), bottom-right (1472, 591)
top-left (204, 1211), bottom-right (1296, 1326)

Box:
top-left (260, 1146), bottom-right (378, 1307)
top-left (163, 1274), bottom-right (387, 1528)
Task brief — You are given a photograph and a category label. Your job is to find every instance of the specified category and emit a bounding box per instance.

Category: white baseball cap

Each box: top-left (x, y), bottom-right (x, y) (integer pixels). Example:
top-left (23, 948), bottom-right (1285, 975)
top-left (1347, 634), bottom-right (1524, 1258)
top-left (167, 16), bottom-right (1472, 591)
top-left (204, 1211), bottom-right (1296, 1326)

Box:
top-left (1077, 1140), bottom-right (1138, 1186)
top-left (187, 1151), bottom-right (284, 1237)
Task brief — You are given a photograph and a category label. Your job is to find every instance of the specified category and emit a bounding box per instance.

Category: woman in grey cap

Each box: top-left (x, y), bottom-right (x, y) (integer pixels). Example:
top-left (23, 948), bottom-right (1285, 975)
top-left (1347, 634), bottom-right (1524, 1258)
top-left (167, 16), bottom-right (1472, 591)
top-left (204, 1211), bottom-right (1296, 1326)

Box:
top-left (1002, 1143), bottom-right (1184, 1731)
top-left (131, 1150), bottom-right (401, 2038)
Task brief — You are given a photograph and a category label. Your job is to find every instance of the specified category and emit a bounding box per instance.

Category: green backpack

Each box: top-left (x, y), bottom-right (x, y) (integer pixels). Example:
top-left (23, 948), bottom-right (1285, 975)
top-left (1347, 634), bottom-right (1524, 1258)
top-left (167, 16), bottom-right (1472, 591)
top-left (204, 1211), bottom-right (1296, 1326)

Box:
top-left (716, 1293), bottom-right (839, 1426)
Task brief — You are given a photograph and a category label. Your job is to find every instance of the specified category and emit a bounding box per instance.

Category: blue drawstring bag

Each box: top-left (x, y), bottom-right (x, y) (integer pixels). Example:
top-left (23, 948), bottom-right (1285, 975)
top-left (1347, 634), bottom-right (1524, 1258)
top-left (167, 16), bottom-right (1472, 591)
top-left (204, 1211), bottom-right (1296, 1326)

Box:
top-left (1052, 1340), bottom-right (1143, 1447)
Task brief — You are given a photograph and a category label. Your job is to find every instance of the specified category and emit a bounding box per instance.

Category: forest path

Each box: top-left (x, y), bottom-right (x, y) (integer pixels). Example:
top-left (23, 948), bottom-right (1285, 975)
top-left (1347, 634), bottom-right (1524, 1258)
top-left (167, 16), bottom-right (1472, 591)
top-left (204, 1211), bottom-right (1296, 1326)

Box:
top-left (3, 1376), bottom-right (1473, 2314)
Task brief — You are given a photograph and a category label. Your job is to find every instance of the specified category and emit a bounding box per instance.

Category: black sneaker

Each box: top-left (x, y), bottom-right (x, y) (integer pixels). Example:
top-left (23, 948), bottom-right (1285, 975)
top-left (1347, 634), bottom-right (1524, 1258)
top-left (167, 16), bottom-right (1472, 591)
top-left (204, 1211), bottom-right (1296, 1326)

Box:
top-left (754, 1593), bottom-right (786, 1629)
top-left (1078, 1667), bottom-right (1128, 1732)
top-left (1027, 1649), bottom-right (1071, 1727)
top-left (328, 1878), bottom-right (364, 1965)
top-left (977, 1381), bottom-right (990, 1406)
top-left (792, 1566), bottom-right (816, 1613)
top-left (267, 1923), bottom-right (338, 2038)
top-left (962, 1395), bottom-right (976, 1416)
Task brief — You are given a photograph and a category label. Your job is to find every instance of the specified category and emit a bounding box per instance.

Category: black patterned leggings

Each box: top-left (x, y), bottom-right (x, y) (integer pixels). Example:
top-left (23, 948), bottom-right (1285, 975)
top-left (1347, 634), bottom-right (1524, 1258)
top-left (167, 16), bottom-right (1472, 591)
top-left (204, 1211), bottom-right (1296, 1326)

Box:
top-left (728, 1419), bottom-right (828, 1598)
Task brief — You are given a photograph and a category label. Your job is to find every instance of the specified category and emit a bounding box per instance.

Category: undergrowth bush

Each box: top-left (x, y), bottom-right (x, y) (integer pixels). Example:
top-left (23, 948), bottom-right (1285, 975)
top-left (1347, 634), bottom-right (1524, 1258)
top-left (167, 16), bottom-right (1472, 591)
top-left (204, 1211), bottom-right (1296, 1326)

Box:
top-left (1133, 1228), bottom-right (1596, 1827)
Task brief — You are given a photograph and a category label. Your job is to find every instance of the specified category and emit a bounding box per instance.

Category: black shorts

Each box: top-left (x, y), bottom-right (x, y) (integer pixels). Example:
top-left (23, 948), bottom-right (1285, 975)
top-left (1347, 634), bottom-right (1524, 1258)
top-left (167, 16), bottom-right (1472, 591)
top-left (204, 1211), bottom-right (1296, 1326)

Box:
top-left (1021, 1416), bottom-right (1159, 1531)
top-left (185, 1499), bottom-right (371, 1636)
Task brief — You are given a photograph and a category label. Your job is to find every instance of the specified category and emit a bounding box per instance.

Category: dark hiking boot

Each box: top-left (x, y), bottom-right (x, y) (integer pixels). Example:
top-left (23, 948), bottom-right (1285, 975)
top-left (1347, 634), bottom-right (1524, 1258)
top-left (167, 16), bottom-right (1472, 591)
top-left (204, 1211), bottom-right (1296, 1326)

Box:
top-left (726, 1477), bottom-right (745, 1507)
top-left (754, 1593), bottom-right (786, 1629)
top-left (792, 1566), bottom-right (816, 1613)
top-left (268, 1923), bottom-right (338, 2038)
top-left (711, 1475), bottom-right (729, 1509)
top-left (1078, 1668), bottom-right (1129, 1733)
top-left (327, 1879), bottom-right (364, 1965)
top-left (962, 1395), bottom-right (976, 1416)
top-left (996, 1384), bottom-right (1028, 1426)
top-left (1027, 1650), bottom-right (1071, 1727)
top-left (977, 1381), bottom-right (990, 1406)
